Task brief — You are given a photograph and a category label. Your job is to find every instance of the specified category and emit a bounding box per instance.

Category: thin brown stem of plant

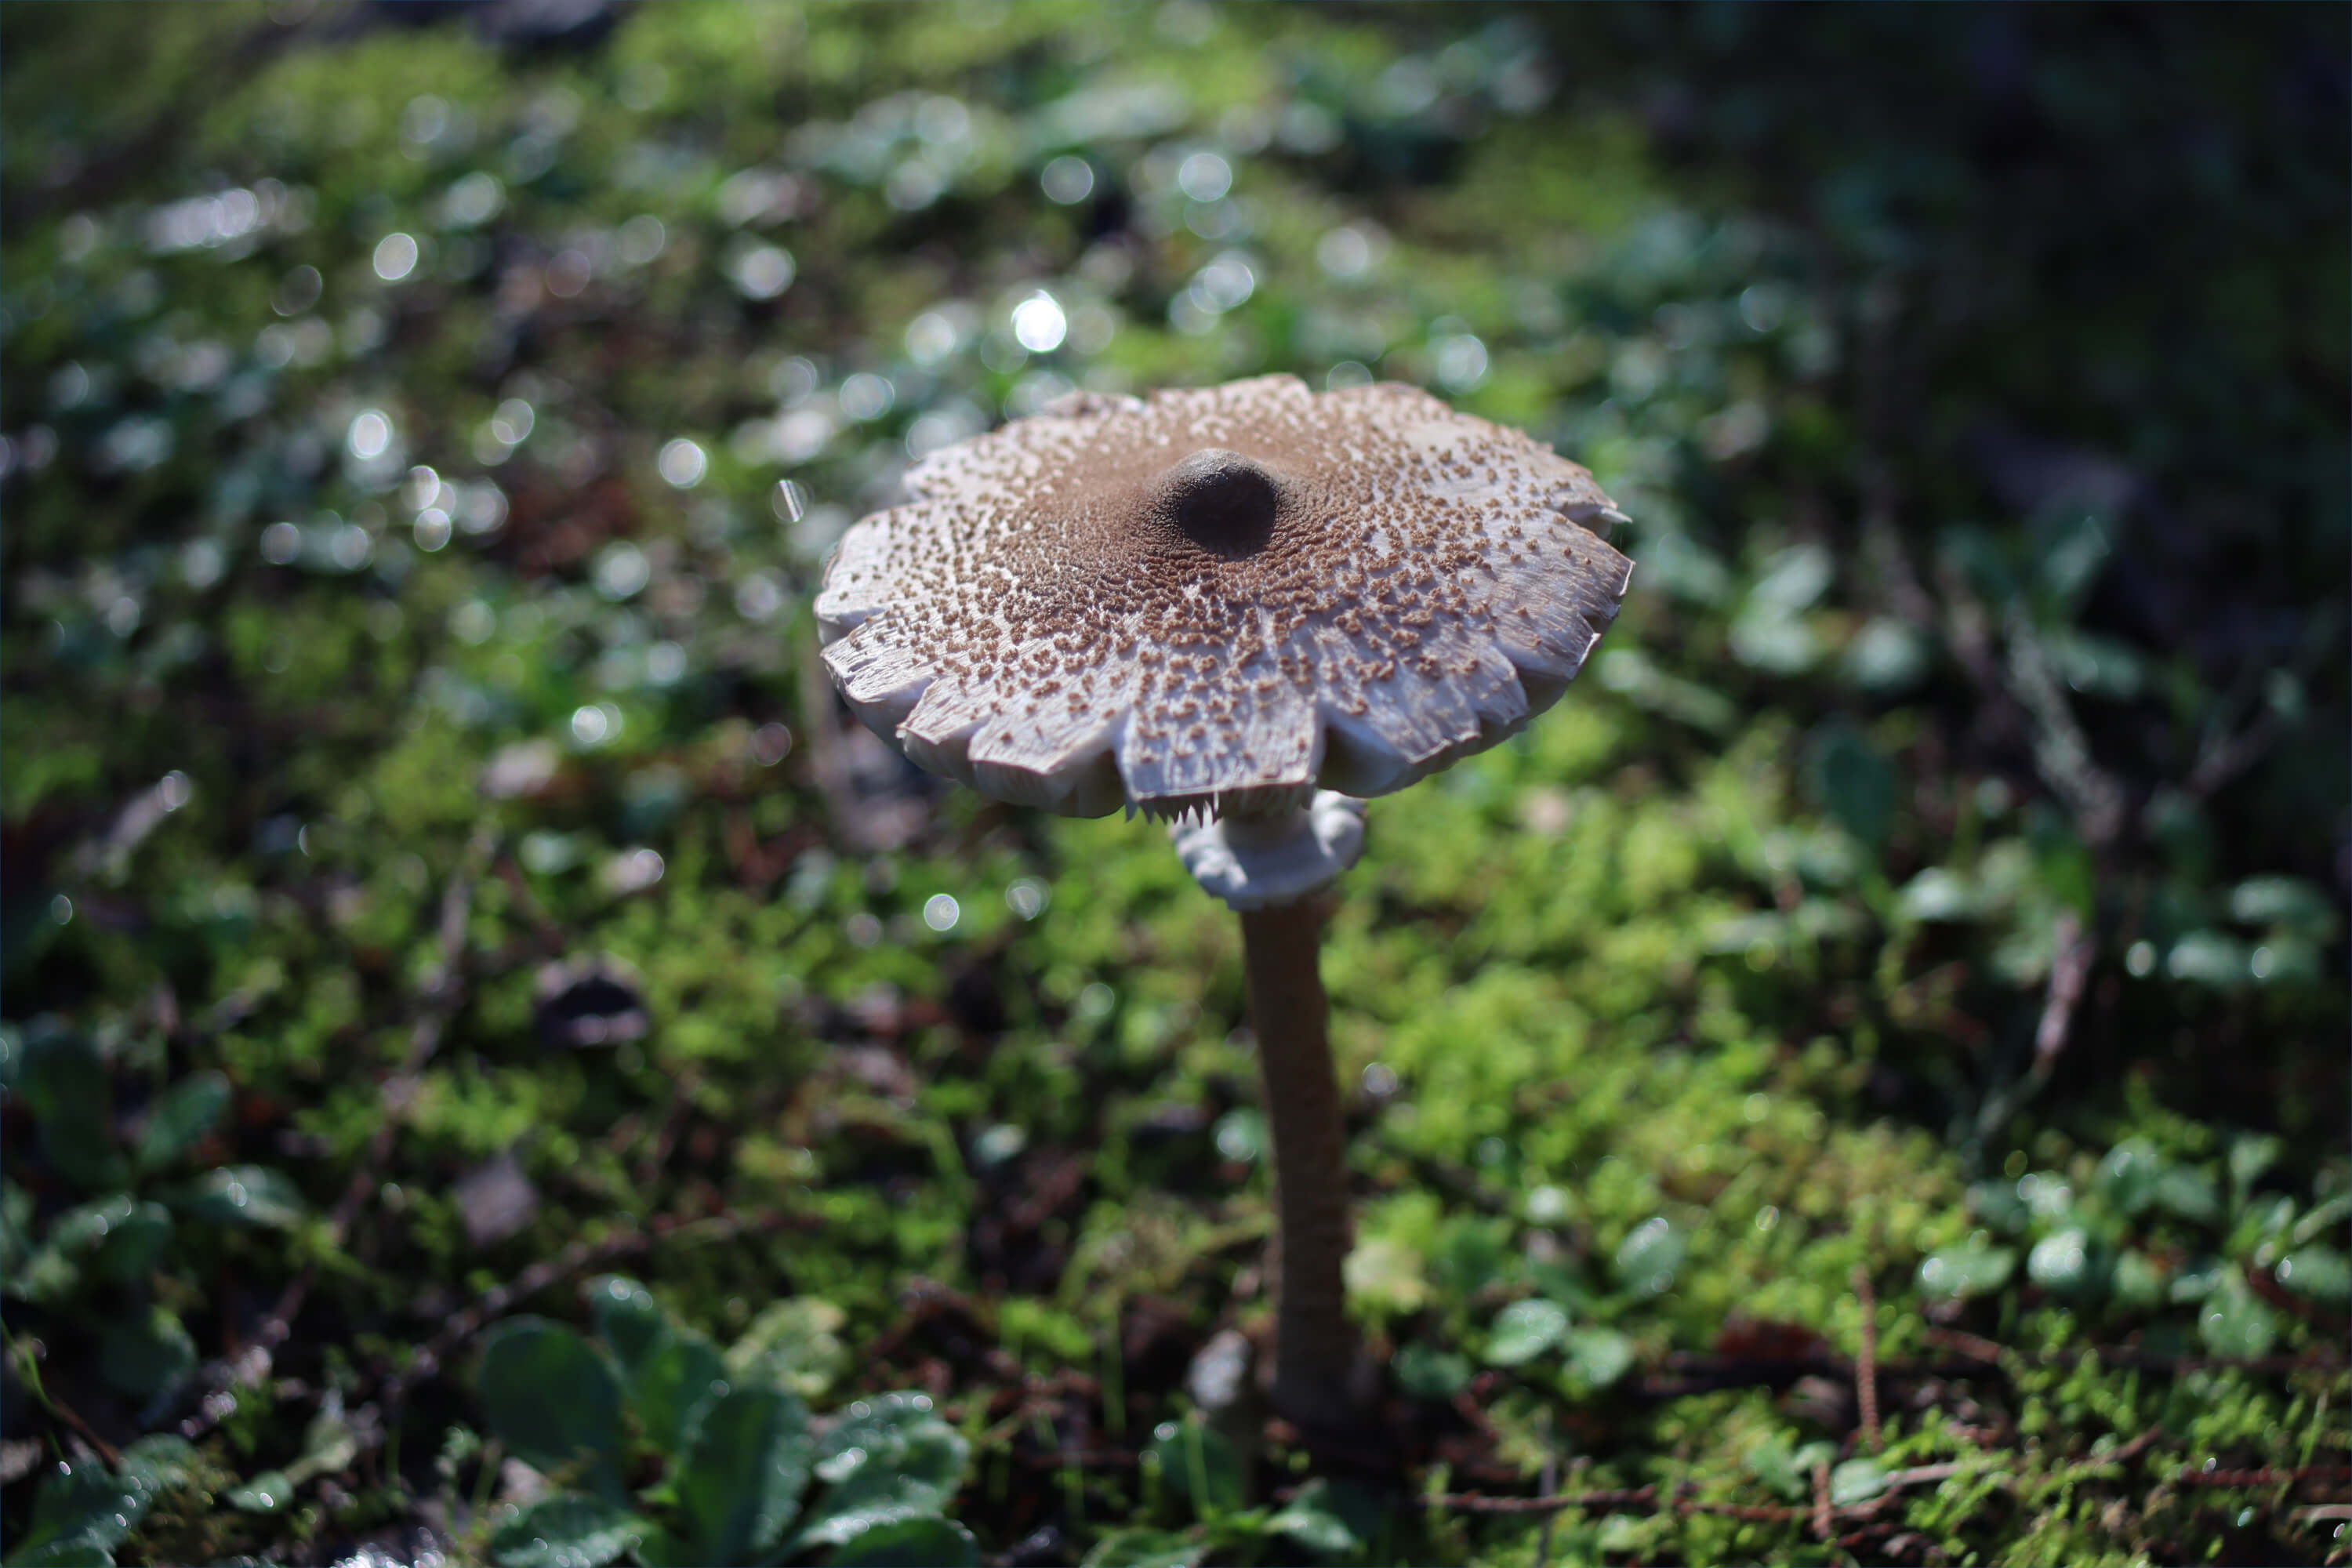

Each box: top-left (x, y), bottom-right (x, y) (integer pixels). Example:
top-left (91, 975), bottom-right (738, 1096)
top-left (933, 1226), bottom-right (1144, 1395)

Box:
top-left (1431, 1461), bottom-right (1991, 1523)
top-left (1238, 897), bottom-right (1360, 1434)
top-left (2031, 909), bottom-right (2095, 1076)
top-left (1853, 1263), bottom-right (1883, 1453)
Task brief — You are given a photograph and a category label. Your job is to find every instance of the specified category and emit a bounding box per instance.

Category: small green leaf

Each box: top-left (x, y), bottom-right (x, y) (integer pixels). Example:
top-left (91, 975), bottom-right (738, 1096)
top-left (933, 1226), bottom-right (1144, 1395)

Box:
top-left (1210, 1107), bottom-right (1262, 1163)
top-left (1142, 1414), bottom-right (1243, 1519)
top-left (476, 1317), bottom-right (626, 1494)
top-left (6, 1541), bottom-right (119, 1567)
top-left (588, 1275), bottom-right (670, 1376)
top-left (99, 1305), bottom-right (197, 1402)
top-left (94, 1203), bottom-right (172, 1284)
top-left (826, 1515), bottom-right (982, 1566)
top-left (1392, 1341), bottom-right (1471, 1399)
top-left (172, 1166), bottom-right (304, 1229)
top-left (2227, 876), bottom-right (2337, 938)
top-left (1485, 1298), bottom-right (1569, 1366)
top-left (623, 1523), bottom-right (698, 1568)
top-left (1428, 1216), bottom-right (1512, 1298)
top-left (1806, 719), bottom-right (1896, 853)
top-left (628, 1331), bottom-right (729, 1459)
top-left (1565, 1325), bottom-right (1637, 1388)
top-left (228, 1469), bottom-right (296, 1513)
top-left (1744, 1436), bottom-right (1836, 1503)
top-left (1918, 1243), bottom-right (2016, 1301)
top-left (2289, 1192), bottom-right (2351, 1249)
top-left (798, 1392), bottom-right (973, 1546)
top-left (2111, 1249), bottom-right (2164, 1308)
top-left (4, 1243), bottom-right (80, 1304)
top-left (488, 1494), bottom-right (644, 1568)
top-left (673, 1385), bottom-right (813, 1563)
top-left (1613, 1217), bottom-right (1685, 1297)
top-left (2166, 930), bottom-right (2251, 988)
top-left (114, 1436), bottom-right (199, 1497)
top-left (1342, 1236), bottom-right (1428, 1316)
top-left (728, 1297), bottom-right (850, 1401)
top-left (2094, 1139), bottom-right (2163, 1217)
top-left (2, 1181), bottom-right (34, 1272)
top-left (1268, 1478), bottom-right (1360, 1555)
top-left (1966, 1179), bottom-right (2030, 1235)
top-left (134, 1072), bottom-right (228, 1174)
top-left (2277, 1247), bottom-right (2352, 1303)
top-left (285, 1406), bottom-right (360, 1488)
top-left (1829, 1457), bottom-right (1888, 1506)
top-left (2154, 1167), bottom-right (2222, 1228)
top-left (2026, 1228), bottom-right (2096, 1294)
top-left (2198, 1273), bottom-right (2281, 1358)
top-left (5, 1458), bottom-right (151, 1564)
top-left (2230, 1134), bottom-right (2284, 1202)
top-left (19, 1027), bottom-right (127, 1193)
top-left (2168, 1258), bottom-right (2228, 1304)
top-left (1080, 1526), bottom-right (1205, 1568)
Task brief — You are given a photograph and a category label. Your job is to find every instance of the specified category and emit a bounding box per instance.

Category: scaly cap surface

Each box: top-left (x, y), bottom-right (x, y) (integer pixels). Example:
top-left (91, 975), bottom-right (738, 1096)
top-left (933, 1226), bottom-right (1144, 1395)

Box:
top-left (815, 375), bottom-right (1632, 819)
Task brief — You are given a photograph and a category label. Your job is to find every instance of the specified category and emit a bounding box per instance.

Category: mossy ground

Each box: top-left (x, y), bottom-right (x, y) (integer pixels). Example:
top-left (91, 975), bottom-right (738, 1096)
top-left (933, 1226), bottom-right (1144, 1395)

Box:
top-left (3, 5), bottom-right (2347, 1565)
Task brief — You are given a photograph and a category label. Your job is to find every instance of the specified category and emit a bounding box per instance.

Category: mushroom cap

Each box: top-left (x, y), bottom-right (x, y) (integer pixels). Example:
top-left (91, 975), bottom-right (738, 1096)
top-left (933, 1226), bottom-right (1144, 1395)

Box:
top-left (816, 374), bottom-right (1633, 820)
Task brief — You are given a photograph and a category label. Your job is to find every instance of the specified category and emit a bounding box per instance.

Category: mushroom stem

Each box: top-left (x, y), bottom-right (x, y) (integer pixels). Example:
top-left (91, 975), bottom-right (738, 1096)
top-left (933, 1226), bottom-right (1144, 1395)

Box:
top-left (1239, 895), bottom-right (1362, 1432)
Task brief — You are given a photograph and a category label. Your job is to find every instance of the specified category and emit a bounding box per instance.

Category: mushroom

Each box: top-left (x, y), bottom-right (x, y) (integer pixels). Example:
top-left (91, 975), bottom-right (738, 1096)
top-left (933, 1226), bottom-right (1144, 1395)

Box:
top-left (816, 374), bottom-right (1632, 1432)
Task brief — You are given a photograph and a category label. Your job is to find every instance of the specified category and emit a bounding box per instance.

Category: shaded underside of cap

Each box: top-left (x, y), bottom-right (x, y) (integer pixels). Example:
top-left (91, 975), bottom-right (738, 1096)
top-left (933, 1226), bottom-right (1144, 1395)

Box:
top-left (815, 375), bottom-right (1633, 819)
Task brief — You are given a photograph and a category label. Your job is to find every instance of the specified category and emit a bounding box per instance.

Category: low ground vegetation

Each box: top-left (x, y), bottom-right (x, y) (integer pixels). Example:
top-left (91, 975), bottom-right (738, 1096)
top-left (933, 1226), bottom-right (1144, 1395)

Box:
top-left (3, 5), bottom-right (2346, 1563)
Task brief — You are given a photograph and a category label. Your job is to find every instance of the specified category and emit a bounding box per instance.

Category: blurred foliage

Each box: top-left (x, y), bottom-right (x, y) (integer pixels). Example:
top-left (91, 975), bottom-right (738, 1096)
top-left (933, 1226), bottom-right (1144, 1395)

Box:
top-left (2, 2), bottom-right (2346, 1564)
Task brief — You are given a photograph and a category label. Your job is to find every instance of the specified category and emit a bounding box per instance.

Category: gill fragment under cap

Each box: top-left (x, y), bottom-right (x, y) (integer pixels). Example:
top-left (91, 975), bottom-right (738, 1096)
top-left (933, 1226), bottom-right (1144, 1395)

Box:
top-left (815, 374), bottom-right (1634, 821)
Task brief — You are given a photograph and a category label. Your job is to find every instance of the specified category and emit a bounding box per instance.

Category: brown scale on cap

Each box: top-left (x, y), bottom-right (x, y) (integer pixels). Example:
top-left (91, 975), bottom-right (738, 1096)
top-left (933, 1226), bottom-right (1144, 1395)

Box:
top-left (816, 374), bottom-right (1634, 820)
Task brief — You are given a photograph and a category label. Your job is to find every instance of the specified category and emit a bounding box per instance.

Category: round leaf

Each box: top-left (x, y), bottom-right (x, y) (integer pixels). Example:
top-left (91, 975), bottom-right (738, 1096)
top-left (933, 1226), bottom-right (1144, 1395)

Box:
top-left (134, 1071), bottom-right (228, 1174)
top-left (1268, 1479), bottom-right (1360, 1555)
top-left (1565, 1325), bottom-right (1637, 1388)
top-left (476, 1317), bottom-right (626, 1492)
top-left (1614, 1218), bottom-right (1685, 1297)
top-left (1392, 1341), bottom-right (1471, 1399)
top-left (2026, 1228), bottom-right (2096, 1294)
top-left (1829, 1457), bottom-right (1888, 1506)
top-left (1485, 1298), bottom-right (1569, 1367)
top-left (175, 1166), bottom-right (304, 1230)
top-left (1918, 1243), bottom-right (2017, 1301)
top-left (2198, 1274), bottom-right (2281, 1358)
top-left (588, 1275), bottom-right (670, 1376)
top-left (99, 1305), bottom-right (196, 1402)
